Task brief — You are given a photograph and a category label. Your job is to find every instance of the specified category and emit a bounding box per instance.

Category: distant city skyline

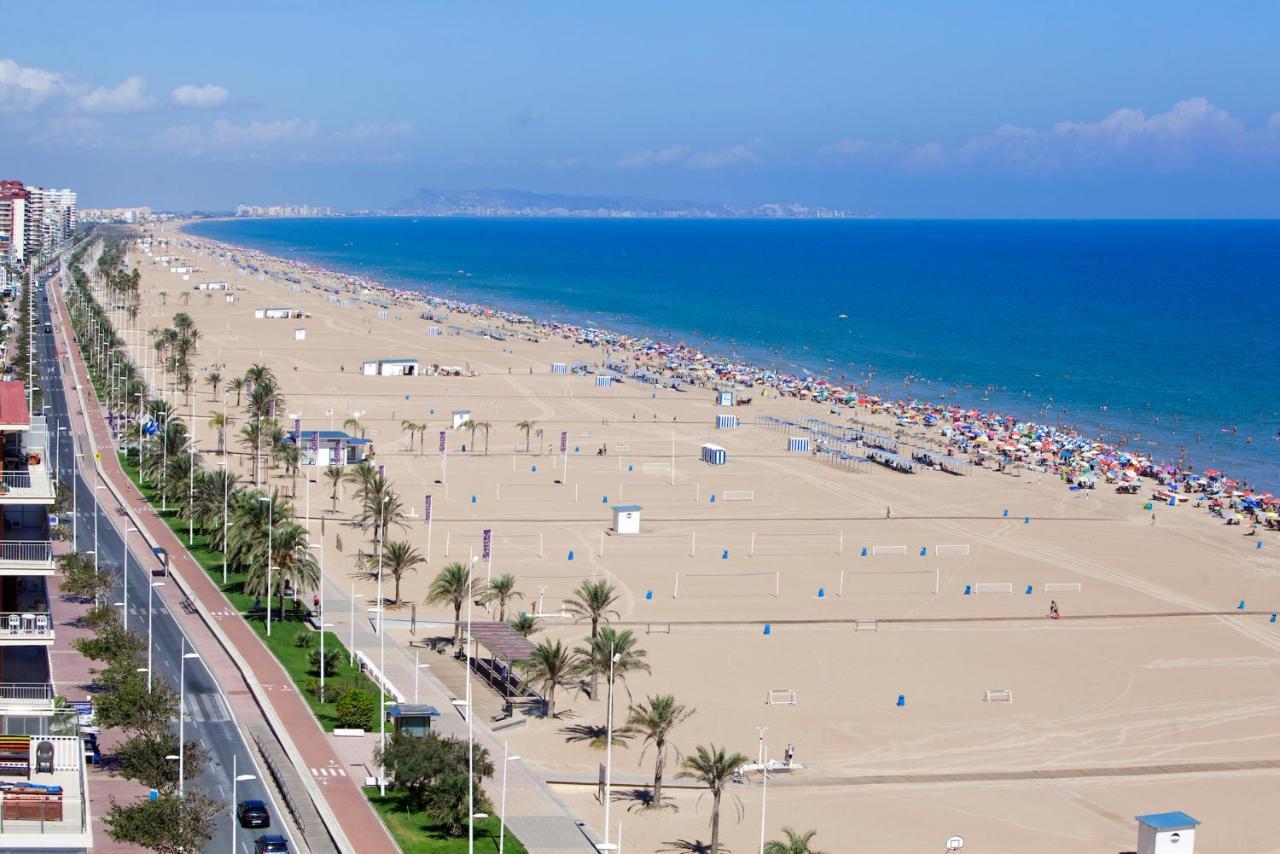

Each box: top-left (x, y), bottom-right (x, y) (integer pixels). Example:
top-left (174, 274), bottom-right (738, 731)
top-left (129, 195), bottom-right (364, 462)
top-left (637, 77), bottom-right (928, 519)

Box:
top-left (2, 2), bottom-right (1279, 216)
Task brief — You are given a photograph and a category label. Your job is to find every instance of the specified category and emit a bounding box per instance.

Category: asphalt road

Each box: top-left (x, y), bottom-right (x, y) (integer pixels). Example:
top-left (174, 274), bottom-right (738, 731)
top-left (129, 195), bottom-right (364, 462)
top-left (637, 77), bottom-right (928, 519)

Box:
top-left (37, 266), bottom-right (301, 854)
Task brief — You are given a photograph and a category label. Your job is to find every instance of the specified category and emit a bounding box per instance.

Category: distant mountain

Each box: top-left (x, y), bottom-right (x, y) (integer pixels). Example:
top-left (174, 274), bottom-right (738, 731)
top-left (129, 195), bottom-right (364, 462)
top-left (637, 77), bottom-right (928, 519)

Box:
top-left (385, 188), bottom-right (858, 219)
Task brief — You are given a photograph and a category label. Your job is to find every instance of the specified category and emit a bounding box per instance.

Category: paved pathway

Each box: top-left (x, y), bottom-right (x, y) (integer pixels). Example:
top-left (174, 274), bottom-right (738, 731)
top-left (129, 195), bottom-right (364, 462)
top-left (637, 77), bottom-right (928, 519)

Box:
top-left (50, 274), bottom-right (397, 854)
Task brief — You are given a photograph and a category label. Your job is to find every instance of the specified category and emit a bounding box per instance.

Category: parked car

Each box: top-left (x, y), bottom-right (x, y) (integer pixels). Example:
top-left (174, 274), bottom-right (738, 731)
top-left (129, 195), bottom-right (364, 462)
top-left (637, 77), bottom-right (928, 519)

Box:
top-left (254, 833), bottom-right (288, 852)
top-left (237, 799), bottom-right (271, 828)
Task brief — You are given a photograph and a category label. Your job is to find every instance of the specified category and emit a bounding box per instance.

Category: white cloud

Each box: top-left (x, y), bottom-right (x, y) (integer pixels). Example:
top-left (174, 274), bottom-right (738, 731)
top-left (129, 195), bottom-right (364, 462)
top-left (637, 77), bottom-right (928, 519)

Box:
top-left (171, 83), bottom-right (229, 108)
top-left (28, 115), bottom-right (106, 148)
top-left (616, 141), bottom-right (762, 169)
top-left (154, 118), bottom-right (319, 157)
top-left (828, 99), bottom-right (1280, 174)
top-left (78, 75), bottom-right (154, 113)
top-left (0, 58), bottom-right (67, 110)
top-left (330, 121), bottom-right (412, 143)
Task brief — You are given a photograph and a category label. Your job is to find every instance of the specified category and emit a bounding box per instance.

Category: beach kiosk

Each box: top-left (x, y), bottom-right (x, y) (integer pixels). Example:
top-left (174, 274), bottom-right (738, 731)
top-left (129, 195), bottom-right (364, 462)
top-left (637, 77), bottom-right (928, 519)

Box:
top-left (611, 505), bottom-right (642, 535)
top-left (551, 362), bottom-right (568, 374)
top-left (293, 328), bottom-right (306, 341)
top-left (285, 430), bottom-right (371, 467)
top-left (595, 375), bottom-right (614, 389)
top-left (362, 358), bottom-right (419, 376)
top-left (1136, 812), bottom-right (1199, 854)
top-left (715, 414), bottom-right (739, 430)
top-left (386, 704), bottom-right (441, 737)
top-left (701, 443), bottom-right (727, 465)
top-left (788, 436), bottom-right (811, 453)
top-left (717, 390), bottom-right (735, 407)
top-left (451, 409), bottom-right (472, 430)
top-left (254, 307), bottom-right (298, 320)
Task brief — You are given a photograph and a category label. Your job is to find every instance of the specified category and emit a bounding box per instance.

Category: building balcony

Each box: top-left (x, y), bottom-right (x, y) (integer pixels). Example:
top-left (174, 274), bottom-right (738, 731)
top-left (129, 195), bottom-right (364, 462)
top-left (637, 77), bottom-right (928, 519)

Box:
top-left (0, 418), bottom-right (54, 506)
top-left (0, 613), bottom-right (52, 646)
top-left (0, 734), bottom-right (91, 850)
top-left (0, 542), bottom-right (54, 576)
top-left (0, 683), bottom-right (55, 715)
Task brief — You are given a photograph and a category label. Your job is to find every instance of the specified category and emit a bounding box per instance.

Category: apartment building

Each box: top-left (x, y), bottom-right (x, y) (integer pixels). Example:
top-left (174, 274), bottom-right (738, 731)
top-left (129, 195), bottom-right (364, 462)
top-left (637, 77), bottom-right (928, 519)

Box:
top-left (0, 381), bottom-right (91, 851)
top-left (0, 181), bottom-right (28, 266)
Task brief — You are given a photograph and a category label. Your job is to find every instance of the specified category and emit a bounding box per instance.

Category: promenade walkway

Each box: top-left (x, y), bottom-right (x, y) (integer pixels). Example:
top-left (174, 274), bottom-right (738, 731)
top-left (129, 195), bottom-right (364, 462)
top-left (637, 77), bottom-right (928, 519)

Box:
top-left (49, 272), bottom-right (396, 854)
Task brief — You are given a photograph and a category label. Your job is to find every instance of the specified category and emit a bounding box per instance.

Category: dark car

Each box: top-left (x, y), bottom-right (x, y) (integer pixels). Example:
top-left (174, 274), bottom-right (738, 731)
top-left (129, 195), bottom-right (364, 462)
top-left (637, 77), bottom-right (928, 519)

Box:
top-left (237, 799), bottom-right (271, 828)
top-left (254, 834), bottom-right (288, 853)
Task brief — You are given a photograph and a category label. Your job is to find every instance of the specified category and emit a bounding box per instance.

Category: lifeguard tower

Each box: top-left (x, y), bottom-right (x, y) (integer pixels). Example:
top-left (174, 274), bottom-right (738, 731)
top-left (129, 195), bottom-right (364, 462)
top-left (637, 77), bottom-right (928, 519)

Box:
top-left (610, 505), bottom-right (642, 535)
top-left (1136, 811), bottom-right (1199, 854)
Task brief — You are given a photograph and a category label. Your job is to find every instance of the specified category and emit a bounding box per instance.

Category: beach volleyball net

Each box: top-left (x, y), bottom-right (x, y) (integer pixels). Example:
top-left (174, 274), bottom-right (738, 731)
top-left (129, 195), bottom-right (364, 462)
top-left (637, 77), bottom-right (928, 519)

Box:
top-left (972, 582), bottom-right (1014, 594)
top-left (934, 544), bottom-right (971, 557)
top-left (616, 482), bottom-right (699, 503)
top-left (765, 689), bottom-right (798, 706)
top-left (673, 570), bottom-right (780, 599)
top-left (602, 532), bottom-right (696, 558)
top-left (750, 531), bottom-right (844, 556)
top-left (838, 568), bottom-right (939, 596)
top-left (1043, 582), bottom-right (1083, 593)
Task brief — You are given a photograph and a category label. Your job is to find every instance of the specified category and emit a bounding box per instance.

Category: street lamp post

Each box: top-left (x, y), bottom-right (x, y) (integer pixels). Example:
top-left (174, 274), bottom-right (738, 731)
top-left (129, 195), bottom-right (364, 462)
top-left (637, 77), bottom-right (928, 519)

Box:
top-left (230, 755), bottom-right (256, 854)
top-left (94, 483), bottom-right (105, 580)
top-left (349, 587), bottom-right (363, 665)
top-left (123, 526), bottom-right (138, 630)
top-left (187, 443), bottom-right (197, 544)
top-left (217, 459), bottom-right (229, 583)
top-left (377, 495), bottom-right (389, 796)
top-left (466, 551), bottom-right (478, 853)
top-left (258, 495), bottom-right (274, 636)
top-left (147, 581), bottom-right (165, 692)
top-left (178, 641), bottom-right (200, 796)
top-left (603, 647), bottom-right (621, 848)
top-left (72, 451), bottom-right (84, 551)
top-left (755, 726), bottom-right (769, 854)
top-left (309, 541), bottom-right (328, 700)
top-left (499, 744), bottom-right (520, 854)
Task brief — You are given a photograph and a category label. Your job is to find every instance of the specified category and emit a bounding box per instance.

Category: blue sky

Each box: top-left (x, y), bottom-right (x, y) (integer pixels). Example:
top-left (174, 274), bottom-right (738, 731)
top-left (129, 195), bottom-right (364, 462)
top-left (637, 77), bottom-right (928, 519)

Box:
top-left (2, 1), bottom-right (1278, 215)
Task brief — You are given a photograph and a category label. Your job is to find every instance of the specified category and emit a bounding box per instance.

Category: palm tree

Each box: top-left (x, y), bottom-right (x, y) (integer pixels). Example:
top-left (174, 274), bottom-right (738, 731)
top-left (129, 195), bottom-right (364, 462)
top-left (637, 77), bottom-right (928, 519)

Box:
top-left (208, 410), bottom-right (228, 454)
top-left (575, 626), bottom-right (650, 706)
top-left (516, 420), bottom-right (536, 453)
top-left (517, 639), bottom-right (579, 718)
top-left (466, 419), bottom-right (478, 451)
top-left (764, 828), bottom-right (825, 854)
top-left (400, 420), bottom-right (418, 451)
top-left (426, 562), bottom-right (482, 645)
top-left (483, 573), bottom-right (523, 622)
top-left (566, 579), bottom-right (620, 639)
top-left (628, 694), bottom-right (696, 809)
top-left (678, 744), bottom-right (750, 853)
top-left (382, 540), bottom-right (424, 605)
top-left (228, 377), bottom-right (245, 407)
top-left (206, 371), bottom-right (222, 401)
top-left (323, 465), bottom-right (344, 512)
top-left (343, 416), bottom-right (366, 439)
top-left (508, 613), bottom-right (540, 638)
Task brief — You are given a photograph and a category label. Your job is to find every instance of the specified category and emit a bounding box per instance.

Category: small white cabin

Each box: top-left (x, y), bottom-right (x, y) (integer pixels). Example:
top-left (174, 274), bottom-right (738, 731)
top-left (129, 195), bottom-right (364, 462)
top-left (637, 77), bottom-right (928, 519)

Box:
top-left (1136, 812), bottom-right (1199, 854)
top-left (255, 307), bottom-right (300, 320)
top-left (362, 358), bottom-right (419, 377)
top-left (451, 409), bottom-right (472, 430)
top-left (611, 505), bottom-right (642, 535)
top-left (294, 328), bottom-right (307, 341)
top-left (197, 281), bottom-right (229, 291)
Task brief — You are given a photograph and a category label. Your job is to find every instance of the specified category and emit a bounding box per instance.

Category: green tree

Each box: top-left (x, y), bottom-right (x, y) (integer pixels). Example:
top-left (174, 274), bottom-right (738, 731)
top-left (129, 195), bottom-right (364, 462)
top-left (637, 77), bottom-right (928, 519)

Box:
top-left (117, 732), bottom-right (209, 793)
top-left (566, 578), bottom-right (620, 639)
top-left (484, 573), bottom-right (523, 622)
top-left (73, 620), bottom-right (145, 663)
top-left (426, 561), bottom-right (483, 645)
top-left (324, 464), bottom-right (344, 511)
top-left (205, 370), bottom-right (222, 401)
top-left (336, 689), bottom-right (376, 730)
top-left (309, 645), bottom-right (341, 678)
top-left (516, 419), bottom-right (536, 452)
top-left (517, 638), bottom-right (579, 718)
top-left (228, 376), bottom-right (245, 407)
top-left (94, 669), bottom-right (179, 736)
top-left (678, 744), bottom-right (750, 854)
top-left (103, 790), bottom-right (222, 853)
top-left (628, 694), bottom-right (696, 809)
top-left (207, 410), bottom-right (228, 454)
top-left (765, 828), bottom-right (826, 854)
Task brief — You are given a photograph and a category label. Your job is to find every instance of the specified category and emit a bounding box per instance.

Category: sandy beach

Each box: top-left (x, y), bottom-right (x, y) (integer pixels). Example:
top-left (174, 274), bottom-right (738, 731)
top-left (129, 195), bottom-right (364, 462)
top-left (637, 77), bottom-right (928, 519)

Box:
top-left (127, 222), bottom-right (1279, 853)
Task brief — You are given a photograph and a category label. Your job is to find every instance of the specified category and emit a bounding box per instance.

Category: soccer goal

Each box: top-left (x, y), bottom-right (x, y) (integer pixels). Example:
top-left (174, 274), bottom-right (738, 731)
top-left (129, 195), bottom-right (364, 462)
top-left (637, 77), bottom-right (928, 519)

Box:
top-left (1044, 582), bottom-right (1083, 593)
top-left (839, 568), bottom-right (939, 596)
top-left (934, 544), bottom-right (971, 557)
top-left (973, 582), bottom-right (1013, 594)
top-left (853, 619), bottom-right (879, 632)
top-left (673, 570), bottom-right (780, 599)
top-left (765, 689), bottom-right (798, 706)
top-left (983, 689), bottom-right (1014, 703)
top-left (871, 544), bottom-right (908, 556)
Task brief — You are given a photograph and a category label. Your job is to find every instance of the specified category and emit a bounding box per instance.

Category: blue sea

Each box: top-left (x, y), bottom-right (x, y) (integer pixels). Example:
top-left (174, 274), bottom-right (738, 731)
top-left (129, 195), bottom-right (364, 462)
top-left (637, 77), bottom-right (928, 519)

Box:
top-left (187, 217), bottom-right (1280, 490)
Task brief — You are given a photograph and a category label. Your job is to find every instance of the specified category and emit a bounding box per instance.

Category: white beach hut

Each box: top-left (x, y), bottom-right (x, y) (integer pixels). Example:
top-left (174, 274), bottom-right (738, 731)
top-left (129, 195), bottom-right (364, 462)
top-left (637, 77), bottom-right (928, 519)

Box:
top-left (255, 307), bottom-right (297, 320)
top-left (1136, 812), bottom-right (1199, 854)
top-left (451, 409), bottom-right (472, 429)
top-left (715, 414), bottom-right (739, 430)
top-left (362, 358), bottom-right (419, 376)
top-left (595, 375), bottom-right (614, 389)
top-left (551, 362), bottom-right (568, 374)
top-left (787, 437), bottom-right (811, 453)
top-left (701, 443), bottom-right (727, 465)
top-left (717, 391), bottom-right (735, 407)
top-left (611, 505), bottom-right (642, 535)
top-left (294, 328), bottom-right (307, 341)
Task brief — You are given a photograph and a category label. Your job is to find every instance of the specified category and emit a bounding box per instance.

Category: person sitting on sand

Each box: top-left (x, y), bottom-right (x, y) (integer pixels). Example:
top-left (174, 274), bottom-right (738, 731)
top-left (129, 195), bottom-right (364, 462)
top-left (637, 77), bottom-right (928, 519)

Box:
top-left (1048, 600), bottom-right (1060, 620)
